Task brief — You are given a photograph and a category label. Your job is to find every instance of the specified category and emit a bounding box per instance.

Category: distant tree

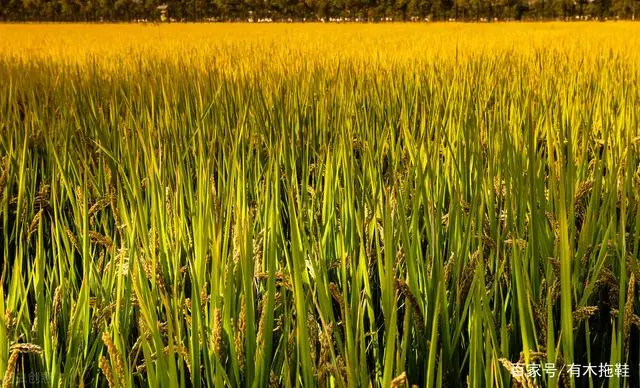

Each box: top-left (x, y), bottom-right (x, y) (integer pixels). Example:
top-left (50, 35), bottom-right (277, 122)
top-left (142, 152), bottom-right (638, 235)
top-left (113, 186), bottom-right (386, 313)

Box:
top-left (431, 0), bottom-right (453, 19)
top-left (3, 0), bottom-right (25, 20)
top-left (21, 0), bottom-right (42, 20)
top-left (533, 0), bottom-right (547, 19)
top-left (3, 0), bottom-right (640, 22)
top-left (590, 0), bottom-right (613, 20)
top-left (0, 0), bottom-right (6, 20)
top-left (96, 0), bottom-right (114, 20)
top-left (395, 0), bottom-right (409, 20)
top-left (113, 0), bottom-right (132, 20)
top-left (561, 0), bottom-right (575, 19)
top-left (305, 0), bottom-right (329, 19)
top-left (345, 0), bottom-right (365, 17)
top-left (215, 0), bottom-right (243, 19)
top-left (506, 0), bottom-right (528, 19)
top-left (79, 0), bottom-right (98, 21)
top-left (576, 0), bottom-right (588, 18)
top-left (467, 0), bottom-right (484, 19)
top-left (407, 0), bottom-right (427, 18)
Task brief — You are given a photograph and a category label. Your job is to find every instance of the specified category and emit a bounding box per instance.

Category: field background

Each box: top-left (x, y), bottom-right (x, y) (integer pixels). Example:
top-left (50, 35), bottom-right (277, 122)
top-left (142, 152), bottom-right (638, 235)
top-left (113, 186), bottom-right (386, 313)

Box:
top-left (1, 23), bottom-right (640, 387)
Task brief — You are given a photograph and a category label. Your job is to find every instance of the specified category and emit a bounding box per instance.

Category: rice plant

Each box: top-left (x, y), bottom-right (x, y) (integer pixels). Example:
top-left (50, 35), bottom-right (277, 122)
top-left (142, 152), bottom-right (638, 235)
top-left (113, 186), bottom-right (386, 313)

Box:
top-left (0, 22), bottom-right (639, 387)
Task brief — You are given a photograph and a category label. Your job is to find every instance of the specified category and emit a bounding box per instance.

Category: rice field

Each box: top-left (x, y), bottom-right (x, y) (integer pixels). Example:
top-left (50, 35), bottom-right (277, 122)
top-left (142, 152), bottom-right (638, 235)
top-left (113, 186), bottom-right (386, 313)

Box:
top-left (1, 23), bottom-right (640, 387)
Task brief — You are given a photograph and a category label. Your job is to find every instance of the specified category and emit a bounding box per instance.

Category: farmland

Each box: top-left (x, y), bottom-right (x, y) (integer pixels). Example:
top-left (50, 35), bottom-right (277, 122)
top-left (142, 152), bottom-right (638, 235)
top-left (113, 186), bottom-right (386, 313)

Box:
top-left (1, 23), bottom-right (640, 387)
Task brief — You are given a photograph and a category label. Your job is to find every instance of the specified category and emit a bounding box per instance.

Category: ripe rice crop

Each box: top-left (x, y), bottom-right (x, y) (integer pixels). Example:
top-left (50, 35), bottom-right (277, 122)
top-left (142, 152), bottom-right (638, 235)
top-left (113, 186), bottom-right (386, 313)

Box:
top-left (0, 23), bottom-right (639, 387)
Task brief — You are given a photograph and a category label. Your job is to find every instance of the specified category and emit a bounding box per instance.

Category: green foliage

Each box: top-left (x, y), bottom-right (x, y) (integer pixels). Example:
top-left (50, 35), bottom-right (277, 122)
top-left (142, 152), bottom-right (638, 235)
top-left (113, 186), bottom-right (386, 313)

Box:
top-left (0, 0), bottom-right (639, 21)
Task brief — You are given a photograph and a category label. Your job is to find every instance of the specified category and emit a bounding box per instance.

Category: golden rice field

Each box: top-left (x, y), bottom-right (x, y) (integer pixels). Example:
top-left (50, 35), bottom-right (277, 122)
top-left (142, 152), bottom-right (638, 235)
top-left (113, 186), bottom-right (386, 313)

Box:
top-left (1, 23), bottom-right (640, 387)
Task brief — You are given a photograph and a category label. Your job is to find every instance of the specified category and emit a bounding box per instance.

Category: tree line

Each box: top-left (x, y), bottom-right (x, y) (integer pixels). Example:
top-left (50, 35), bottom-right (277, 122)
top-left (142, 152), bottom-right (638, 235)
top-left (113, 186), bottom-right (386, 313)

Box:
top-left (1, 0), bottom-right (638, 22)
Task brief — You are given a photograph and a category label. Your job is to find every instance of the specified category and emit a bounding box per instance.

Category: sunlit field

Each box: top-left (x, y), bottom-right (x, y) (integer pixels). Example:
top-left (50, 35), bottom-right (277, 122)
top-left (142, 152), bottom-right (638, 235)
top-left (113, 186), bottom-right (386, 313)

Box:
top-left (1, 23), bottom-right (640, 387)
